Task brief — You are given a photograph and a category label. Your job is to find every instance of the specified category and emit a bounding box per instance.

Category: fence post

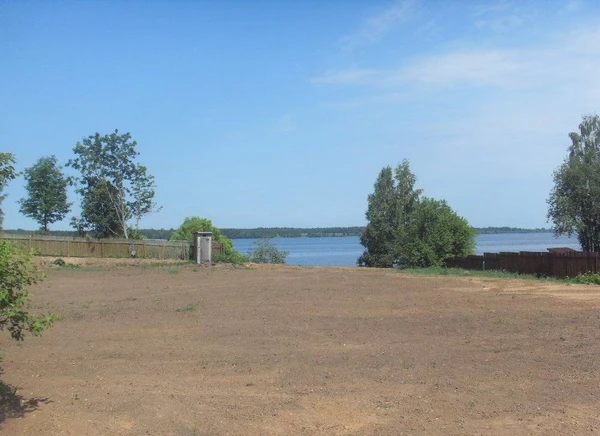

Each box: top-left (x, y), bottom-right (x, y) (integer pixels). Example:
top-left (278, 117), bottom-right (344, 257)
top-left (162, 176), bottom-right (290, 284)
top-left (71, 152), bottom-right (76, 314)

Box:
top-left (101, 241), bottom-right (104, 257)
top-left (67, 240), bottom-right (70, 257)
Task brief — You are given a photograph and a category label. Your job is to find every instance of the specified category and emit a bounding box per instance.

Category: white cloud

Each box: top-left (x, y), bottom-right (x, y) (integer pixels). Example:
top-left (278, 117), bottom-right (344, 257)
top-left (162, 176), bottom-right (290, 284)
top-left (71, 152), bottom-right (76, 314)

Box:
top-left (337, 0), bottom-right (416, 52)
top-left (313, 27), bottom-right (600, 94)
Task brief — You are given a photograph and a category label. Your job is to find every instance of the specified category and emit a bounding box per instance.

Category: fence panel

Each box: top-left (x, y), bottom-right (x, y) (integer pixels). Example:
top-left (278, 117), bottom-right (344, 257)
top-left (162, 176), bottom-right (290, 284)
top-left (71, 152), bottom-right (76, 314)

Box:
top-left (447, 250), bottom-right (600, 279)
top-left (0, 235), bottom-right (224, 261)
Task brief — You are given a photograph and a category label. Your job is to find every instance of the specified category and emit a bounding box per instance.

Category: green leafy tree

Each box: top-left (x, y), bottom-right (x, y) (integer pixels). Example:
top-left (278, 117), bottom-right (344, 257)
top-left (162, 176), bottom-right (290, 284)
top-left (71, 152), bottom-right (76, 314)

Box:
top-left (72, 179), bottom-right (122, 238)
top-left (67, 130), bottom-right (159, 239)
top-left (358, 160), bottom-right (422, 267)
top-left (548, 114), bottom-right (600, 251)
top-left (0, 153), bottom-right (17, 230)
top-left (247, 239), bottom-right (289, 264)
top-left (19, 155), bottom-right (70, 232)
top-left (358, 166), bottom-right (397, 267)
top-left (170, 217), bottom-right (246, 263)
top-left (359, 160), bottom-right (474, 267)
top-left (399, 198), bottom-right (475, 267)
top-left (0, 240), bottom-right (58, 342)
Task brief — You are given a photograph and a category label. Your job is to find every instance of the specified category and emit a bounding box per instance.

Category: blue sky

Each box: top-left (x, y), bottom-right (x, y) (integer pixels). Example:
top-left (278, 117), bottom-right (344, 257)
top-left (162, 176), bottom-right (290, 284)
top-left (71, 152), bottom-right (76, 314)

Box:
top-left (1, 0), bottom-right (599, 230)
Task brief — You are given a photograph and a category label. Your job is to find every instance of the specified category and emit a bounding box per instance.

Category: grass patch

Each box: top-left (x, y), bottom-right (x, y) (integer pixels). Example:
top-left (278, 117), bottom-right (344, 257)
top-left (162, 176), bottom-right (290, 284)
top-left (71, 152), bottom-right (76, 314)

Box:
top-left (398, 266), bottom-right (560, 281)
top-left (176, 303), bottom-right (199, 313)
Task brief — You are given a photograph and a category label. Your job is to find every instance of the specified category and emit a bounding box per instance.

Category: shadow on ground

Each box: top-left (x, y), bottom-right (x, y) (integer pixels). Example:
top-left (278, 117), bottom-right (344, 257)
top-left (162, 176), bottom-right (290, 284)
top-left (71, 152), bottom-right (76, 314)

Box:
top-left (0, 380), bottom-right (50, 425)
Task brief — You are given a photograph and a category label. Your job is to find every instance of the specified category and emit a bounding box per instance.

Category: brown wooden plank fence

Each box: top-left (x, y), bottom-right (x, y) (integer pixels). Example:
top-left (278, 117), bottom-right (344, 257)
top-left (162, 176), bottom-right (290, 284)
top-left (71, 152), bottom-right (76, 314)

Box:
top-left (0, 234), bottom-right (224, 260)
top-left (445, 251), bottom-right (600, 278)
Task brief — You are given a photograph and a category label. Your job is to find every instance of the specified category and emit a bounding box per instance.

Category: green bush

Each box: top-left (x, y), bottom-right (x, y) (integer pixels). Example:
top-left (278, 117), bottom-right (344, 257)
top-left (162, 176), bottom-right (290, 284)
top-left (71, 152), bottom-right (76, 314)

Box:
top-left (247, 239), bottom-right (289, 264)
top-left (212, 251), bottom-right (248, 265)
top-left (0, 240), bottom-right (58, 342)
top-left (170, 216), bottom-right (246, 264)
top-left (572, 272), bottom-right (600, 285)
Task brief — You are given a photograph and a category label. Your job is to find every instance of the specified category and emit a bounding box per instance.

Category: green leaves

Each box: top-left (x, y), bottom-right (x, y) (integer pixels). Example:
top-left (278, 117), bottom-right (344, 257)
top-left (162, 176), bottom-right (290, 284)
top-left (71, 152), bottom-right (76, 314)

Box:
top-left (0, 240), bottom-right (58, 342)
top-left (66, 130), bottom-right (158, 239)
top-left (0, 153), bottom-right (18, 230)
top-left (19, 155), bottom-right (70, 232)
top-left (170, 217), bottom-right (244, 262)
top-left (548, 114), bottom-right (600, 252)
top-left (359, 160), bottom-right (475, 268)
top-left (247, 239), bottom-right (289, 264)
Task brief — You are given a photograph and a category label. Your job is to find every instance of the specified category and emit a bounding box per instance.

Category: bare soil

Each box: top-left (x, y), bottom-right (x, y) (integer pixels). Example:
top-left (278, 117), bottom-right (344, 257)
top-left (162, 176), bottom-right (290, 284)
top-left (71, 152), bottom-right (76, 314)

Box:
top-left (2, 262), bottom-right (600, 435)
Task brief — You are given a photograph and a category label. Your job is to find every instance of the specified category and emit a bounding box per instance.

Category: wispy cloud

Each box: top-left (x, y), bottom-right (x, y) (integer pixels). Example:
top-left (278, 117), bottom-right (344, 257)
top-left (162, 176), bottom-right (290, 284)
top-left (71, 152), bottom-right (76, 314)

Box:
top-left (471, 1), bottom-right (530, 32)
top-left (337, 0), bottom-right (416, 52)
top-left (313, 27), bottom-right (600, 94)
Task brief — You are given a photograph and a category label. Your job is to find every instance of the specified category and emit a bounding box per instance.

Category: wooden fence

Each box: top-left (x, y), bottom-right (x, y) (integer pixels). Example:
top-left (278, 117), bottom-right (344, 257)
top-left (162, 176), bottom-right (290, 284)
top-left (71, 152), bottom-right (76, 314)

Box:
top-left (445, 251), bottom-right (600, 279)
top-left (0, 234), bottom-right (224, 261)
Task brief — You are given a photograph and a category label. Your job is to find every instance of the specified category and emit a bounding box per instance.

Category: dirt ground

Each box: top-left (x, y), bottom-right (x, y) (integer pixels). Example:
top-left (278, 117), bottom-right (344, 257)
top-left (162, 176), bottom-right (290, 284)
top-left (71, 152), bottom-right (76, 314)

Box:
top-left (2, 261), bottom-right (600, 435)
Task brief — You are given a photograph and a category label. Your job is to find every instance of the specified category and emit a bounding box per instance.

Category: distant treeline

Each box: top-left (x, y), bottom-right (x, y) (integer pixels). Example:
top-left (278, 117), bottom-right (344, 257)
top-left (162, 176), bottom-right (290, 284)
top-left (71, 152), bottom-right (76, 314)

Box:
top-left (475, 227), bottom-right (551, 234)
top-left (220, 227), bottom-right (365, 239)
top-left (4, 226), bottom-right (552, 240)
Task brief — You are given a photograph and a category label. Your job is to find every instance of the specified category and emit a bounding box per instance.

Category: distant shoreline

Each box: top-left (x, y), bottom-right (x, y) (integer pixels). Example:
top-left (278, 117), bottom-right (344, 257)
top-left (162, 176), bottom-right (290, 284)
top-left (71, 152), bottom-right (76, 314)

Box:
top-left (3, 226), bottom-right (554, 240)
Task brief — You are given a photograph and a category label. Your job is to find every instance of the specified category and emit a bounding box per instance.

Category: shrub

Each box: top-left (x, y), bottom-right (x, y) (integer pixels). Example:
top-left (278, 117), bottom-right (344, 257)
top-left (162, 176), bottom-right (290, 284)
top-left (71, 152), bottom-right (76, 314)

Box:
top-left (53, 258), bottom-right (66, 266)
top-left (572, 272), bottom-right (600, 285)
top-left (170, 217), bottom-right (245, 264)
top-left (247, 239), bottom-right (289, 264)
top-left (0, 240), bottom-right (58, 342)
top-left (212, 251), bottom-right (248, 265)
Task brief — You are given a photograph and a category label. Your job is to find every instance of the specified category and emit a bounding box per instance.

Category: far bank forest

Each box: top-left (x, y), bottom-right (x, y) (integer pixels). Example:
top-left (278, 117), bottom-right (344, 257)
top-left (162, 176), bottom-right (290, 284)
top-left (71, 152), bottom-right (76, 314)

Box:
top-left (5, 226), bottom-right (552, 240)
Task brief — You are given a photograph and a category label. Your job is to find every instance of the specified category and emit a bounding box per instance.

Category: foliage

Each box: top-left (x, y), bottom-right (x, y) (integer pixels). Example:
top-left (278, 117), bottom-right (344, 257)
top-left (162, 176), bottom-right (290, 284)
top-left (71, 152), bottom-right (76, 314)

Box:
top-left (175, 303), bottom-right (198, 313)
top-left (19, 155), bottom-right (70, 232)
top-left (548, 114), bottom-right (600, 252)
top-left (67, 130), bottom-right (159, 239)
top-left (212, 251), bottom-right (248, 265)
top-left (0, 153), bottom-right (17, 230)
top-left (127, 227), bottom-right (146, 240)
top-left (170, 217), bottom-right (245, 262)
top-left (247, 239), bottom-right (289, 264)
top-left (358, 160), bottom-right (422, 267)
top-left (358, 166), bottom-right (397, 267)
top-left (398, 198), bottom-right (476, 268)
top-left (571, 272), bottom-right (600, 285)
top-left (399, 266), bottom-right (559, 281)
top-left (72, 179), bottom-right (122, 238)
top-left (0, 240), bottom-right (58, 342)
top-left (221, 226), bottom-right (365, 239)
top-left (359, 160), bottom-right (475, 268)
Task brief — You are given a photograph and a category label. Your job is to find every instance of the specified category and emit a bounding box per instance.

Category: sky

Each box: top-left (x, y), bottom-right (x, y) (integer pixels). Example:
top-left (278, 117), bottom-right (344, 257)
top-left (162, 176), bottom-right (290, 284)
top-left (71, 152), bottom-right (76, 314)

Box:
top-left (1, 0), bottom-right (599, 230)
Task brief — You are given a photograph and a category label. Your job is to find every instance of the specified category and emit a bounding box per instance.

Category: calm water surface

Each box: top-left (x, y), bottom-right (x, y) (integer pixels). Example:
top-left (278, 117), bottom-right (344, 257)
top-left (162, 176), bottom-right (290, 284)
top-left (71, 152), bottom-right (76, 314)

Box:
top-left (233, 233), bottom-right (581, 267)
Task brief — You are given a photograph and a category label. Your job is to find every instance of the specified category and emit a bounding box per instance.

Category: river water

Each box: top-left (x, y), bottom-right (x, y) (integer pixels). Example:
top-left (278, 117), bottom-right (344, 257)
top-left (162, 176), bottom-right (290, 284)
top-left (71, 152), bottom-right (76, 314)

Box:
top-left (232, 233), bottom-right (581, 267)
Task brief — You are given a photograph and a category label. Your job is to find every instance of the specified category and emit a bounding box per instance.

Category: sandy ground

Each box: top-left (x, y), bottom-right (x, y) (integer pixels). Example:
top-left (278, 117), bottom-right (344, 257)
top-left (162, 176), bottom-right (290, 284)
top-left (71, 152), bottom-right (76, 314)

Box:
top-left (1, 261), bottom-right (600, 435)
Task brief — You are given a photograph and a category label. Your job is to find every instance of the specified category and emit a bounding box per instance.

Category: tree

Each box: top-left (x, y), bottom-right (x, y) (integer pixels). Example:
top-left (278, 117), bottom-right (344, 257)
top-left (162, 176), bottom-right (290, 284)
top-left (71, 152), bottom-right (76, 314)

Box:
top-left (358, 166), bottom-right (397, 267)
top-left (170, 217), bottom-right (247, 263)
top-left (399, 198), bottom-right (475, 267)
top-left (358, 160), bottom-right (422, 267)
top-left (0, 153), bottom-right (17, 230)
top-left (359, 160), bottom-right (474, 267)
top-left (548, 115), bottom-right (600, 252)
top-left (247, 239), bottom-right (289, 264)
top-left (74, 179), bottom-right (122, 238)
top-left (19, 155), bottom-right (70, 232)
top-left (67, 130), bottom-right (159, 239)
